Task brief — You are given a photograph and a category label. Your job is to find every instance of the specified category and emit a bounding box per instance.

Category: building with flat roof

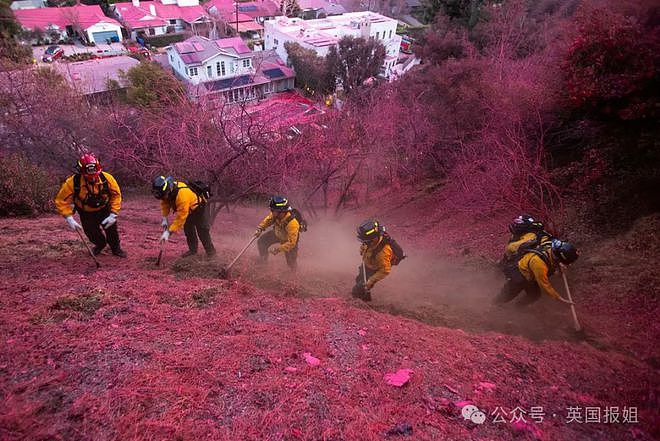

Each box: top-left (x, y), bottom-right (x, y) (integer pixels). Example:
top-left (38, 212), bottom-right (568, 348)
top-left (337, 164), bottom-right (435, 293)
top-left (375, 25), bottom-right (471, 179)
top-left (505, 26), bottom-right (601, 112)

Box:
top-left (263, 11), bottom-right (401, 78)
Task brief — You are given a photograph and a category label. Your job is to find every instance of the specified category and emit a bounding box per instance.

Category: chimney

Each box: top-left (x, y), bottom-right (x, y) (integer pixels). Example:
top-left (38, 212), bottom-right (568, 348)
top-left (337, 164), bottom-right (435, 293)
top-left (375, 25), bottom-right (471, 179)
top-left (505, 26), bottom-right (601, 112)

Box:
top-left (149, 4), bottom-right (156, 15)
top-left (132, 0), bottom-right (139, 6)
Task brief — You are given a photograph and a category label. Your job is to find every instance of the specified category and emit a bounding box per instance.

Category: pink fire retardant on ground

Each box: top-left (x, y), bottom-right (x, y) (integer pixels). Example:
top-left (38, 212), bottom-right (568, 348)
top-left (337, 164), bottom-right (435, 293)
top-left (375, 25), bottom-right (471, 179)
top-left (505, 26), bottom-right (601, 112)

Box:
top-left (384, 368), bottom-right (413, 387)
top-left (303, 352), bottom-right (320, 366)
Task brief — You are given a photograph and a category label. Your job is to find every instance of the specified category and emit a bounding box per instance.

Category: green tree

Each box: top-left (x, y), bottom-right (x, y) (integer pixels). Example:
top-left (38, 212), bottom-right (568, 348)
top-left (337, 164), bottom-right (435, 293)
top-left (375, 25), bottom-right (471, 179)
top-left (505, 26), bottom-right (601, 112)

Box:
top-left (121, 62), bottom-right (186, 108)
top-left (0, 0), bottom-right (32, 67)
top-left (285, 42), bottom-right (335, 96)
top-left (422, 0), bottom-right (486, 28)
top-left (326, 36), bottom-right (385, 96)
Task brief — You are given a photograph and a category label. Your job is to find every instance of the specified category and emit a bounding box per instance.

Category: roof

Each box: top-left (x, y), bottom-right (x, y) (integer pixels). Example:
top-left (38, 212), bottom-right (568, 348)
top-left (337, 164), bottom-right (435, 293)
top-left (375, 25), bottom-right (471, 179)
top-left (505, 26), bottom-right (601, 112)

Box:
top-left (170, 35), bottom-right (252, 65)
top-left (236, 21), bottom-right (264, 32)
top-left (14, 4), bottom-right (121, 31)
top-left (113, 1), bottom-right (208, 29)
top-left (53, 55), bottom-right (140, 95)
top-left (205, 0), bottom-right (279, 19)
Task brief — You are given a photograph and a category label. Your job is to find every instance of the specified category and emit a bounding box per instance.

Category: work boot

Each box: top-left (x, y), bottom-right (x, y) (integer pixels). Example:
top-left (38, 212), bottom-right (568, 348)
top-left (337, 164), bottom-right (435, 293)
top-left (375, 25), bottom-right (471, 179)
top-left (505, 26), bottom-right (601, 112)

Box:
top-left (206, 250), bottom-right (217, 258)
top-left (112, 248), bottom-right (127, 258)
top-left (92, 245), bottom-right (105, 256)
top-left (181, 250), bottom-right (197, 258)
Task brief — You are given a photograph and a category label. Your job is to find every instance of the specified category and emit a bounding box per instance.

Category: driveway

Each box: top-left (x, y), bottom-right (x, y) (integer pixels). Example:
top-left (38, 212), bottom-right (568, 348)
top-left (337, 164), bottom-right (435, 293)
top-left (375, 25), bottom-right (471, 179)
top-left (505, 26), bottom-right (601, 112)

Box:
top-left (32, 41), bottom-right (128, 65)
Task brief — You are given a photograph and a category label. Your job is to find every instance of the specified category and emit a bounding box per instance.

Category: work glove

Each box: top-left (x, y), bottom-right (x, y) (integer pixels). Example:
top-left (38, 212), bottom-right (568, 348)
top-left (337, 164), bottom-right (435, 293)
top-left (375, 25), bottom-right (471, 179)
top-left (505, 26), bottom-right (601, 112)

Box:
top-left (254, 227), bottom-right (263, 238)
top-left (365, 280), bottom-right (375, 291)
top-left (558, 296), bottom-right (574, 306)
top-left (161, 217), bottom-right (169, 230)
top-left (269, 246), bottom-right (281, 255)
top-left (101, 213), bottom-right (117, 228)
top-left (65, 215), bottom-right (82, 231)
top-left (160, 230), bottom-right (170, 243)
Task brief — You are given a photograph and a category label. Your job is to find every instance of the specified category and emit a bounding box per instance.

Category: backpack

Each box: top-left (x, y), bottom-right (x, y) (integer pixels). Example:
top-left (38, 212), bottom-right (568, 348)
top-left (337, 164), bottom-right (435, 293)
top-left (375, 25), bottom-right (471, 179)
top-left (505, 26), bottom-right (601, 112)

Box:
top-left (375, 233), bottom-right (406, 265)
top-left (502, 241), bottom-right (555, 279)
top-left (73, 172), bottom-right (109, 210)
top-left (285, 208), bottom-right (308, 232)
top-left (185, 180), bottom-right (212, 200)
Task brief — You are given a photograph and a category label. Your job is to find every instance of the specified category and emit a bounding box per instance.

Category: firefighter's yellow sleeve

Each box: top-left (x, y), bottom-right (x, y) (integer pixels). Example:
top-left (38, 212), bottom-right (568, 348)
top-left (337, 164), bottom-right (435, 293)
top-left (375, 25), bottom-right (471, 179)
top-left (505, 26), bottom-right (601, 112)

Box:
top-left (279, 218), bottom-right (300, 253)
top-left (104, 172), bottom-right (122, 214)
top-left (528, 256), bottom-right (562, 300)
top-left (366, 244), bottom-right (393, 288)
top-left (169, 188), bottom-right (199, 233)
top-left (54, 176), bottom-right (76, 217)
top-left (258, 213), bottom-right (274, 231)
top-left (505, 232), bottom-right (537, 258)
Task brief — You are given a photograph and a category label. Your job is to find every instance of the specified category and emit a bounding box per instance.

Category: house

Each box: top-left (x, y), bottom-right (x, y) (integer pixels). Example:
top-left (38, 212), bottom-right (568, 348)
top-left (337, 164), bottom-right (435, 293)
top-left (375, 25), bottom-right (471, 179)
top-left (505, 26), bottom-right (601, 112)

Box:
top-left (52, 55), bottom-right (140, 103)
top-left (113, 0), bottom-right (211, 40)
top-left (205, 0), bottom-right (280, 39)
top-left (264, 11), bottom-right (401, 78)
top-left (166, 35), bottom-right (294, 104)
top-left (14, 5), bottom-right (123, 44)
top-left (10, 0), bottom-right (46, 11)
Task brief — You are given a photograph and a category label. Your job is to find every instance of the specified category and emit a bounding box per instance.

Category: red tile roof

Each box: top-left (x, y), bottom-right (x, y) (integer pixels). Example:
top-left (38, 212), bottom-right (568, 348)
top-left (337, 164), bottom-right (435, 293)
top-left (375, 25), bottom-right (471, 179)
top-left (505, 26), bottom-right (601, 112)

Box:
top-left (14, 4), bottom-right (120, 31)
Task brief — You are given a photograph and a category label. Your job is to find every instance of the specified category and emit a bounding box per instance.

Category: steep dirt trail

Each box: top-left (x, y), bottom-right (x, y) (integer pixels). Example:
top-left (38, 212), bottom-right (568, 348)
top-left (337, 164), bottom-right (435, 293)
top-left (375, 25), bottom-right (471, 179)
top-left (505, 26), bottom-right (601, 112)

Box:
top-left (210, 206), bottom-right (604, 346)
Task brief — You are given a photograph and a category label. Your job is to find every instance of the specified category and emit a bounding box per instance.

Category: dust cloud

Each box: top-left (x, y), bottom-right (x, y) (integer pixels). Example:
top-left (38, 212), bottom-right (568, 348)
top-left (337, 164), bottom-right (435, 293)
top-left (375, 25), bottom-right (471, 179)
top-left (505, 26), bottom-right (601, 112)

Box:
top-left (211, 205), bottom-right (582, 343)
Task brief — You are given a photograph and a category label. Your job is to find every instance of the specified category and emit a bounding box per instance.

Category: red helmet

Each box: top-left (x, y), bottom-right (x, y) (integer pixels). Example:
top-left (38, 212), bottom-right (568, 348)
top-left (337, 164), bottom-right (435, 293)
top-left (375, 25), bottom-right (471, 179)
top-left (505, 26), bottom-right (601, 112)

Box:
top-left (77, 153), bottom-right (101, 180)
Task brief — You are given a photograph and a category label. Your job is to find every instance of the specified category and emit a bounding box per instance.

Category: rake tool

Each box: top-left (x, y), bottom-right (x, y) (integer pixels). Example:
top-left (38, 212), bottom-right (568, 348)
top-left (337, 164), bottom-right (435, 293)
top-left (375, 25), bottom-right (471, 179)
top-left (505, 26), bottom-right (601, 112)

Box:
top-left (560, 265), bottom-right (582, 333)
top-left (75, 227), bottom-right (100, 268)
top-left (219, 236), bottom-right (258, 279)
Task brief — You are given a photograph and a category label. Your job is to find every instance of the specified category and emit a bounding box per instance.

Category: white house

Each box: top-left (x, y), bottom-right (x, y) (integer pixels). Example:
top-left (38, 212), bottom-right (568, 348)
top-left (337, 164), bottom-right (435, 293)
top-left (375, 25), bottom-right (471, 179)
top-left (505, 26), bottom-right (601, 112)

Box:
top-left (14, 5), bottom-right (123, 44)
top-left (167, 35), bottom-right (294, 104)
top-left (113, 0), bottom-right (210, 40)
top-left (264, 11), bottom-right (401, 78)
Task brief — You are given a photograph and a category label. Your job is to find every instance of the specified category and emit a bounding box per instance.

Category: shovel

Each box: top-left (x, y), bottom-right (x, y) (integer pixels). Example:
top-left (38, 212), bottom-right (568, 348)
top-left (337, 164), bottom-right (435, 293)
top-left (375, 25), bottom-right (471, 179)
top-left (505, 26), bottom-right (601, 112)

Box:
top-left (560, 265), bottom-right (582, 333)
top-left (219, 235), bottom-right (258, 279)
top-left (75, 227), bottom-right (101, 268)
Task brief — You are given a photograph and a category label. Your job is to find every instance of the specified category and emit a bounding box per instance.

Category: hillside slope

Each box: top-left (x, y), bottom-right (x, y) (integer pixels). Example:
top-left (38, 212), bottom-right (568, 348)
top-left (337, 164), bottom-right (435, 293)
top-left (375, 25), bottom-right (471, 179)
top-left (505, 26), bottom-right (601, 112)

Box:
top-left (0, 200), bottom-right (657, 440)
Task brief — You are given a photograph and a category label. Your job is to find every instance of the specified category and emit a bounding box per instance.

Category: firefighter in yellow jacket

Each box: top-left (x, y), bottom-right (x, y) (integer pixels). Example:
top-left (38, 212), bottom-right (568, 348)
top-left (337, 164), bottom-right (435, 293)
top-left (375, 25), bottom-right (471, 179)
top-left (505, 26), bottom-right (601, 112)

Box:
top-left (495, 239), bottom-right (578, 306)
top-left (152, 176), bottom-right (216, 258)
top-left (254, 196), bottom-right (300, 269)
top-left (54, 153), bottom-right (126, 257)
top-left (352, 219), bottom-right (393, 302)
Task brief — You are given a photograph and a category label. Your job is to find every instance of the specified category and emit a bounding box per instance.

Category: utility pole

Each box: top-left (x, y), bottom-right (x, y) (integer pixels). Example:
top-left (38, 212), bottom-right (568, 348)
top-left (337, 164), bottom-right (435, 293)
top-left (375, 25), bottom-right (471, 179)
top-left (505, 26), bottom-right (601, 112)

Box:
top-left (235, 2), bottom-right (239, 35)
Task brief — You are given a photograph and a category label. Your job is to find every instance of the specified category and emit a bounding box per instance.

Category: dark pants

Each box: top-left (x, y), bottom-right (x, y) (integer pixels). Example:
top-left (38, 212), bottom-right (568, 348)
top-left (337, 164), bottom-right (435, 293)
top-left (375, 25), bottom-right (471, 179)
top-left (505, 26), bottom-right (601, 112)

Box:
top-left (257, 230), bottom-right (298, 269)
top-left (79, 208), bottom-right (121, 252)
top-left (184, 204), bottom-right (216, 255)
top-left (352, 264), bottom-right (376, 298)
top-left (494, 267), bottom-right (541, 306)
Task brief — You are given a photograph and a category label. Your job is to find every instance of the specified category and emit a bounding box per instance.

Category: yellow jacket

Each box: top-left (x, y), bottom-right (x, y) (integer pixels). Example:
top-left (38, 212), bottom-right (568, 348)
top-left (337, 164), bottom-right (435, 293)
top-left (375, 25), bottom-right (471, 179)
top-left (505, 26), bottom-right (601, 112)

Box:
top-left (505, 231), bottom-right (553, 258)
top-left (361, 237), bottom-right (393, 288)
top-left (55, 172), bottom-right (122, 216)
top-left (518, 251), bottom-right (562, 300)
top-left (161, 182), bottom-right (205, 233)
top-left (258, 211), bottom-right (300, 252)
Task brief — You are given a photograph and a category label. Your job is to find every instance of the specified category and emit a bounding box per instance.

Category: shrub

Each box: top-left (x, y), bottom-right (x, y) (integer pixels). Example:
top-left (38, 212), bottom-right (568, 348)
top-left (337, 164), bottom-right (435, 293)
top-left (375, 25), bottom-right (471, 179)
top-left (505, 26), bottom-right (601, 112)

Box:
top-left (0, 153), bottom-right (56, 216)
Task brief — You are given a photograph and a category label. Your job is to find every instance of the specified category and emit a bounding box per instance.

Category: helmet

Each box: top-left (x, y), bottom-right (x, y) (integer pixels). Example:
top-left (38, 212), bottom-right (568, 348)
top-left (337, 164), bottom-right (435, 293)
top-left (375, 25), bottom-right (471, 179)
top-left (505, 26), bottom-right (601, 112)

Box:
top-left (269, 195), bottom-right (290, 212)
top-left (77, 153), bottom-right (101, 181)
top-left (152, 175), bottom-right (174, 199)
top-left (551, 239), bottom-right (579, 264)
top-left (357, 219), bottom-right (383, 243)
top-left (509, 214), bottom-right (544, 235)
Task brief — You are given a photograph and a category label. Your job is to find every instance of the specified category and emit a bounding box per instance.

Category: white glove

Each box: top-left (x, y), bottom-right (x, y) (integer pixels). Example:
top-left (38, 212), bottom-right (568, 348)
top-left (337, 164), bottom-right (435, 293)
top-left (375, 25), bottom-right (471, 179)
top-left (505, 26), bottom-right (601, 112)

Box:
top-left (161, 217), bottom-right (169, 230)
top-left (65, 216), bottom-right (81, 231)
top-left (160, 230), bottom-right (170, 242)
top-left (101, 213), bottom-right (117, 228)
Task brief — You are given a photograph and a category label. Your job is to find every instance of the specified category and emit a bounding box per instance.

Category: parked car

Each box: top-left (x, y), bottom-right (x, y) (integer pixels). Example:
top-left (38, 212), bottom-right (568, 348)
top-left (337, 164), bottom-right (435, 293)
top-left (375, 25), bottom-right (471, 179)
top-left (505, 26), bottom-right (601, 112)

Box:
top-left (42, 45), bottom-right (64, 62)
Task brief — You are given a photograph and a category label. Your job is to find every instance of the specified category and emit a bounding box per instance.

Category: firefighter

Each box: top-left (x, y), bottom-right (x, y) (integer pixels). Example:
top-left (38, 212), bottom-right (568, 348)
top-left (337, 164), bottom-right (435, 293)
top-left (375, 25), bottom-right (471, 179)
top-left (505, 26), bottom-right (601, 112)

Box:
top-left (55, 153), bottom-right (126, 257)
top-left (352, 219), bottom-right (394, 302)
top-left (254, 196), bottom-right (301, 270)
top-left (152, 176), bottom-right (216, 258)
top-left (495, 239), bottom-right (578, 306)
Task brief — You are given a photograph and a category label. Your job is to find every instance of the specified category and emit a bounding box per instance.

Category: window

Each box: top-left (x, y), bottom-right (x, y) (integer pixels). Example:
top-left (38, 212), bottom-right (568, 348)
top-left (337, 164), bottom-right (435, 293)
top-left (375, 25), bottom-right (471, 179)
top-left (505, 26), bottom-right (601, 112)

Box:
top-left (169, 53), bottom-right (173, 62)
top-left (216, 62), bottom-right (221, 76)
top-left (207, 65), bottom-right (212, 77)
top-left (274, 38), bottom-right (279, 45)
top-left (242, 59), bottom-right (250, 68)
top-left (376, 32), bottom-right (379, 39)
top-left (189, 67), bottom-right (198, 76)
top-left (389, 30), bottom-right (392, 38)
top-left (221, 61), bottom-right (226, 75)
top-left (169, 19), bottom-right (177, 25)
